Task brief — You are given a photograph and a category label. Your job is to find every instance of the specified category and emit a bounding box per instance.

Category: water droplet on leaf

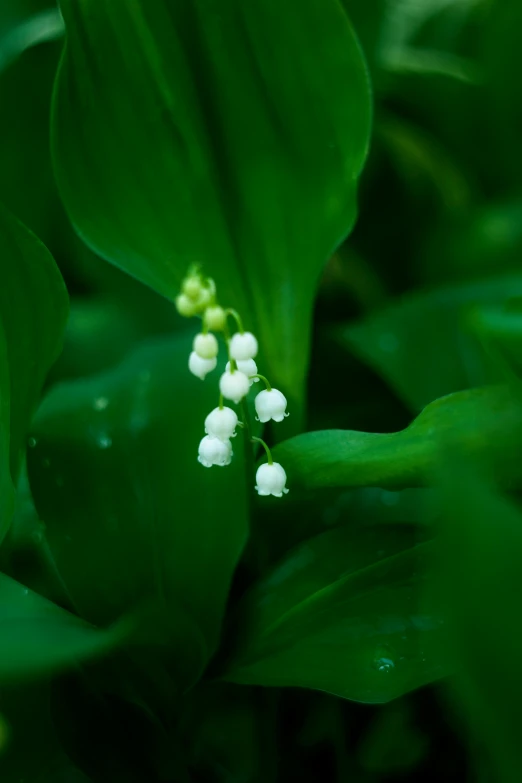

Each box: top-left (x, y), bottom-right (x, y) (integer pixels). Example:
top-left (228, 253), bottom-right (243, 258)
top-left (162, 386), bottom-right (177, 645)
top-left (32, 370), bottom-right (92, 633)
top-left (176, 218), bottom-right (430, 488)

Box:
top-left (97, 434), bottom-right (112, 449)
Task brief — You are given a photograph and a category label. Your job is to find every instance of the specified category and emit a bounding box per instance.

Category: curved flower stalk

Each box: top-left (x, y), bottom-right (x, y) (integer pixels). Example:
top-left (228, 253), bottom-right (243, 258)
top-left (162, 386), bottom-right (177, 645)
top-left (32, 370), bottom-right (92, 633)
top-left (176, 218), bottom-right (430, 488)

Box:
top-left (175, 267), bottom-right (290, 498)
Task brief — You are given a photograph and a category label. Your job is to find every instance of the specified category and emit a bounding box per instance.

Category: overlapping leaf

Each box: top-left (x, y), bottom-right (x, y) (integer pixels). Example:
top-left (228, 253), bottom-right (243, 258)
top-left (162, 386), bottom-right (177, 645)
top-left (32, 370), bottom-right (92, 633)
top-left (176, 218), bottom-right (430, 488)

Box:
top-left (0, 204), bottom-right (68, 539)
top-left (223, 524), bottom-right (444, 703)
top-left (27, 333), bottom-right (248, 686)
top-left (52, 0), bottom-right (371, 412)
top-left (273, 386), bottom-right (522, 491)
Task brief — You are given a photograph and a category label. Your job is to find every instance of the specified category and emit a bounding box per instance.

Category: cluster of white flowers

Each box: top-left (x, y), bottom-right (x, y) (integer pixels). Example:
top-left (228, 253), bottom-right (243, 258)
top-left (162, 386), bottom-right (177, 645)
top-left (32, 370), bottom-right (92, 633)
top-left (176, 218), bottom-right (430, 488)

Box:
top-left (176, 269), bottom-right (289, 498)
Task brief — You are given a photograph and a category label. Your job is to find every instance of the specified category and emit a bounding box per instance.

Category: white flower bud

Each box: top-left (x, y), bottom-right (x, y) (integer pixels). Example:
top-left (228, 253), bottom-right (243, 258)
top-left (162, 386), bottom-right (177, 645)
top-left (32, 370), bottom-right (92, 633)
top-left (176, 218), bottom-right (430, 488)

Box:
top-left (198, 435), bottom-right (233, 467)
top-left (255, 462), bottom-right (289, 497)
top-left (182, 276), bottom-right (203, 300)
top-left (226, 358), bottom-right (259, 386)
top-left (219, 369), bottom-right (250, 403)
top-left (194, 332), bottom-right (219, 359)
top-left (254, 388), bottom-right (289, 423)
top-left (205, 406), bottom-right (239, 441)
top-left (205, 306), bottom-right (226, 331)
top-left (189, 351), bottom-right (217, 380)
top-left (193, 287), bottom-right (212, 313)
top-left (176, 293), bottom-right (198, 317)
top-left (229, 331), bottom-right (258, 360)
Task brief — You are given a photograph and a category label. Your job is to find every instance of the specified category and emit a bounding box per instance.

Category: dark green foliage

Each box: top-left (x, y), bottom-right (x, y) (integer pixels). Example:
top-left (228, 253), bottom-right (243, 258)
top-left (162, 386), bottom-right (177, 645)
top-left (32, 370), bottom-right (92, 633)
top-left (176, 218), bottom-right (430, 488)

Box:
top-left (0, 0), bottom-right (521, 781)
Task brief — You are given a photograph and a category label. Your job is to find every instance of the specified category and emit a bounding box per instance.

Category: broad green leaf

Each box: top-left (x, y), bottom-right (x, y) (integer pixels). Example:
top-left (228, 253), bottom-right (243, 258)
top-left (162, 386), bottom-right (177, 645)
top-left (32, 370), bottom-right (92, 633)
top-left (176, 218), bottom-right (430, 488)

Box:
top-left (272, 386), bottom-right (522, 491)
top-left (52, 0), bottom-right (371, 410)
top-left (436, 463), bottom-right (522, 782)
top-left (335, 274), bottom-right (522, 410)
top-left (0, 571), bottom-right (125, 682)
top-left (222, 525), bottom-right (445, 703)
top-left (0, 205), bottom-right (68, 538)
top-left (27, 333), bottom-right (248, 682)
top-left (47, 295), bottom-right (177, 387)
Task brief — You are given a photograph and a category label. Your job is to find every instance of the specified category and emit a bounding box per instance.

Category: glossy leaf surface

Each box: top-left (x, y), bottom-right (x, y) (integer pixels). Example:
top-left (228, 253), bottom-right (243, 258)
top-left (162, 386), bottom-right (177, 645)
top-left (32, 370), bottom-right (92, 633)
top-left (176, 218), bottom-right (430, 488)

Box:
top-left (273, 386), bottom-right (522, 491)
top-left (27, 333), bottom-right (248, 679)
top-left (0, 204), bottom-right (68, 539)
top-left (224, 525), bottom-right (444, 703)
top-left (0, 571), bottom-right (124, 682)
top-left (52, 0), bottom-right (371, 405)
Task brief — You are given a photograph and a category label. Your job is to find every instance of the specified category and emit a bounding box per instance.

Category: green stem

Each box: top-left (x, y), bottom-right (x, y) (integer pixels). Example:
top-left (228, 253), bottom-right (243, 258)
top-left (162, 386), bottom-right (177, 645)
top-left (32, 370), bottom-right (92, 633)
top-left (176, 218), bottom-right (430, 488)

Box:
top-left (251, 436), bottom-right (273, 465)
top-left (225, 308), bottom-right (245, 334)
top-left (219, 393), bottom-right (224, 410)
top-left (251, 374), bottom-right (272, 391)
top-left (222, 320), bottom-right (237, 372)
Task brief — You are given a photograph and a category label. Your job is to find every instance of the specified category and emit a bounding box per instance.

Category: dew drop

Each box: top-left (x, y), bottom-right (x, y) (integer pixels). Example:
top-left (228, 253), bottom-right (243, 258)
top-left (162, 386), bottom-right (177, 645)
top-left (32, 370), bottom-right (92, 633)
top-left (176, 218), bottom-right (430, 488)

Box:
top-left (27, 437), bottom-right (37, 448)
top-left (374, 657), bottom-right (395, 673)
top-left (93, 396), bottom-right (109, 411)
top-left (23, 589), bottom-right (29, 596)
top-left (97, 434), bottom-right (112, 449)
top-left (373, 643), bottom-right (396, 673)
top-left (55, 475), bottom-right (64, 488)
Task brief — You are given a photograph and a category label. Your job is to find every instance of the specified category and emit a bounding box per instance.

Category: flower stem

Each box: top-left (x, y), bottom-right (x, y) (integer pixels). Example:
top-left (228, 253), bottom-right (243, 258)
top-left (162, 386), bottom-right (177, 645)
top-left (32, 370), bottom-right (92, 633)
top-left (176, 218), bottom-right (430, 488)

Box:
top-left (218, 393), bottom-right (224, 410)
top-left (251, 374), bottom-right (272, 391)
top-left (222, 320), bottom-right (237, 372)
top-left (251, 436), bottom-right (273, 465)
top-left (225, 308), bottom-right (245, 334)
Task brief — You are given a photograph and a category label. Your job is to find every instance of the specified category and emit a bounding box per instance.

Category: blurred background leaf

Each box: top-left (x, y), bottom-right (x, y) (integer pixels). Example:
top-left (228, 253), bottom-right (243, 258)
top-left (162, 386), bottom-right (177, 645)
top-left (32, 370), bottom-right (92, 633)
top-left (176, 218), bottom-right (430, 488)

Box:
top-left (435, 459), bottom-right (522, 783)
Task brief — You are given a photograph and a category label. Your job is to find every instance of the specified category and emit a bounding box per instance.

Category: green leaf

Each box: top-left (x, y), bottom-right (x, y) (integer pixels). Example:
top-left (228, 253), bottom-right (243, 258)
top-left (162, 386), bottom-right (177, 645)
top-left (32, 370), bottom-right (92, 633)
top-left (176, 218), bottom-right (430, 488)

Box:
top-left (52, 0), bottom-right (371, 409)
top-left (0, 7), bottom-right (63, 73)
top-left (436, 462), bottom-right (522, 782)
top-left (27, 333), bottom-right (248, 683)
top-left (335, 274), bottom-right (522, 410)
top-left (222, 525), bottom-right (445, 703)
top-left (272, 386), bottom-right (522, 491)
top-left (0, 204), bottom-right (68, 538)
top-left (0, 571), bottom-right (125, 682)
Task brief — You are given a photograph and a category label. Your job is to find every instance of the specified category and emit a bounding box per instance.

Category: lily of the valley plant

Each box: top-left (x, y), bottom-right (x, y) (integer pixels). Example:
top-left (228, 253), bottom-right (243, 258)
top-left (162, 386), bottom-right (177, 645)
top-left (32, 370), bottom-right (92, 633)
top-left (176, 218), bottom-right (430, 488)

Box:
top-left (176, 267), bottom-right (290, 498)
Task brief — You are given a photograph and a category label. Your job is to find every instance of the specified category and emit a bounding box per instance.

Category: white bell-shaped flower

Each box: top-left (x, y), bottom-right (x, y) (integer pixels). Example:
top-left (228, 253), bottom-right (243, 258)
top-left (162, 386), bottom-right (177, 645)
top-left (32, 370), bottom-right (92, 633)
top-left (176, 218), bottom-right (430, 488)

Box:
top-left (194, 332), bottom-right (219, 360)
top-left (255, 388), bottom-right (289, 423)
top-left (219, 369), bottom-right (250, 403)
top-left (198, 435), bottom-right (233, 467)
top-left (229, 331), bottom-right (258, 361)
top-left (226, 358), bottom-right (259, 386)
top-left (189, 351), bottom-right (217, 380)
top-left (255, 462), bottom-right (289, 497)
top-left (205, 406), bottom-right (239, 441)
